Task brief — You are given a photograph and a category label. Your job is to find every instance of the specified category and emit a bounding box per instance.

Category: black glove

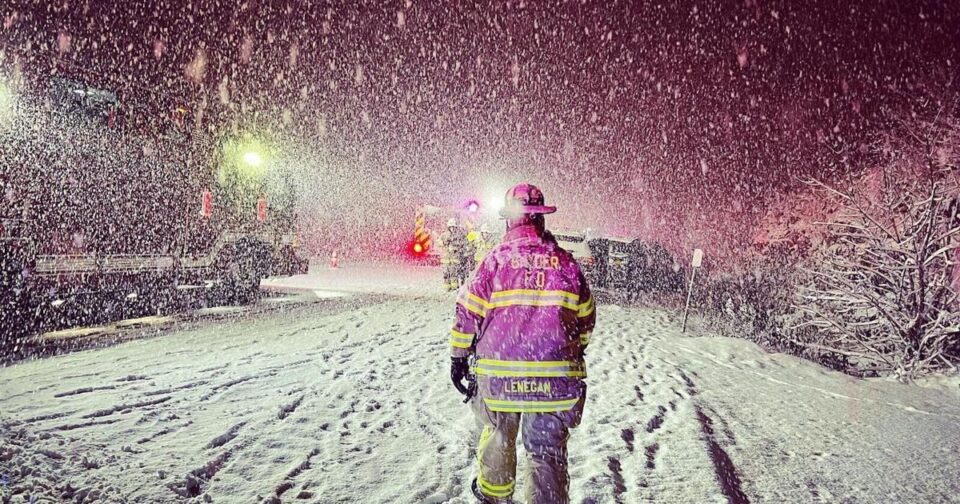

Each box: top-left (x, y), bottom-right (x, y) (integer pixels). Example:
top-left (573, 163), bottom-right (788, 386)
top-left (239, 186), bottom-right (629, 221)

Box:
top-left (451, 357), bottom-right (475, 401)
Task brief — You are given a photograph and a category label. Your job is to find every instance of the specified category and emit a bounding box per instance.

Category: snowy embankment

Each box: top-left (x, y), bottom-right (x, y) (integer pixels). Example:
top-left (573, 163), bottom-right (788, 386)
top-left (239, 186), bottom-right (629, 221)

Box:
top-left (1, 264), bottom-right (959, 503)
top-left (261, 261), bottom-right (447, 298)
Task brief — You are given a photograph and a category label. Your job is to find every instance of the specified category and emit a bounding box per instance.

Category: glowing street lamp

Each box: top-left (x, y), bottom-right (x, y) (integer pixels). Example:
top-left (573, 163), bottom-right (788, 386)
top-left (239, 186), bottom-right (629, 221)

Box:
top-left (242, 150), bottom-right (263, 167)
top-left (219, 135), bottom-right (272, 185)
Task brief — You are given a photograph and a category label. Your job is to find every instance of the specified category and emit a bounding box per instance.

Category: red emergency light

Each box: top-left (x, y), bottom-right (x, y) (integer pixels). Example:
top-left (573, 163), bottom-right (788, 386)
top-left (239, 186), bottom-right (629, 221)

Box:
top-left (408, 239), bottom-right (430, 257)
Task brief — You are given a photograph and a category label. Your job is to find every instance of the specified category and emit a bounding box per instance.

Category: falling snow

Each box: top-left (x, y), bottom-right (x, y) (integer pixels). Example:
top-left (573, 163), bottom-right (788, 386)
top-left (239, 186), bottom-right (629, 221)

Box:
top-left (1, 1), bottom-right (959, 503)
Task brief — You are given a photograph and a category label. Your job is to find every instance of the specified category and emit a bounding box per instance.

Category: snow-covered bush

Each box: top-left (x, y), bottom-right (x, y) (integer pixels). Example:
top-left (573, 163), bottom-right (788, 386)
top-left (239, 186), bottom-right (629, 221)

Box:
top-left (695, 251), bottom-right (802, 355)
top-left (629, 241), bottom-right (685, 294)
top-left (790, 118), bottom-right (960, 380)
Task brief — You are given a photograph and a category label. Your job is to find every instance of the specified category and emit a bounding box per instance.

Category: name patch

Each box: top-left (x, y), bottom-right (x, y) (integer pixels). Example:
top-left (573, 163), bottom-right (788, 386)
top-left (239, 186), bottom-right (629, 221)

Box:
top-left (508, 380), bottom-right (552, 394)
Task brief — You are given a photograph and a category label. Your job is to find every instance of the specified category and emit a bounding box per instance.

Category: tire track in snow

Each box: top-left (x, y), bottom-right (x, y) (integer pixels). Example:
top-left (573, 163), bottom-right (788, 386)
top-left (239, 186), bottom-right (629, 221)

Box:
top-left (666, 345), bottom-right (960, 420)
top-left (190, 299), bottom-right (463, 503)
top-left (576, 309), bottom-right (740, 503)
top-left (272, 447), bottom-right (321, 501)
top-left (695, 405), bottom-right (751, 504)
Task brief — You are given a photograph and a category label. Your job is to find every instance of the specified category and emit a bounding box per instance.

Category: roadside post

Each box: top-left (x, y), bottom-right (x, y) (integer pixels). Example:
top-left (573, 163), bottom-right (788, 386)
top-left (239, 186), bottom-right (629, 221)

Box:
top-left (682, 248), bottom-right (704, 333)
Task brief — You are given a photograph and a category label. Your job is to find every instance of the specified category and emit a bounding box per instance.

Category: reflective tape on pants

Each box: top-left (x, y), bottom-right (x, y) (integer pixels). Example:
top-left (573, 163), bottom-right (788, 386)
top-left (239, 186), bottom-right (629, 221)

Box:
top-left (483, 397), bottom-right (580, 413)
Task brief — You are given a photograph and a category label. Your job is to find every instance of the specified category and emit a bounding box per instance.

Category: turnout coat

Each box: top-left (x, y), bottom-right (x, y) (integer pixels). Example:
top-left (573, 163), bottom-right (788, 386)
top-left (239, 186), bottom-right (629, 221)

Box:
top-left (450, 224), bottom-right (596, 413)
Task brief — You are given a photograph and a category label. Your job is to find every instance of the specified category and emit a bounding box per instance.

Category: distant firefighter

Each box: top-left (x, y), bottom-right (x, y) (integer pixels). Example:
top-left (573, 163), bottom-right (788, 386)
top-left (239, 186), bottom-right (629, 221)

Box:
top-left (461, 223), bottom-right (491, 284)
top-left (469, 223), bottom-right (496, 264)
top-left (438, 218), bottom-right (467, 291)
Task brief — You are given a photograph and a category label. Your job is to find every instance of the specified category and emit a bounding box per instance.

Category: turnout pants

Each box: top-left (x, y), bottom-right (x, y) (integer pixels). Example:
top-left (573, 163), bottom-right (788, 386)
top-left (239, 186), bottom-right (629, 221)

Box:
top-left (471, 394), bottom-right (585, 504)
top-left (459, 256), bottom-right (476, 286)
top-left (443, 261), bottom-right (461, 290)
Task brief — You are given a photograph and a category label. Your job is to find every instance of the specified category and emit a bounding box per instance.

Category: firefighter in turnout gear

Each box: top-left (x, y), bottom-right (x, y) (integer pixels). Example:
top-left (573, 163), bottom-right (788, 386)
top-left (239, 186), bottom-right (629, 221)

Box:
top-left (469, 223), bottom-right (495, 264)
top-left (449, 183), bottom-right (596, 504)
top-left (439, 218), bottom-right (468, 291)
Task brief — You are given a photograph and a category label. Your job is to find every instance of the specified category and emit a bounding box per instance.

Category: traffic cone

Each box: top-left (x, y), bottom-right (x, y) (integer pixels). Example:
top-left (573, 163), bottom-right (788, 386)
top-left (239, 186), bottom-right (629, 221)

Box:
top-left (329, 250), bottom-right (339, 269)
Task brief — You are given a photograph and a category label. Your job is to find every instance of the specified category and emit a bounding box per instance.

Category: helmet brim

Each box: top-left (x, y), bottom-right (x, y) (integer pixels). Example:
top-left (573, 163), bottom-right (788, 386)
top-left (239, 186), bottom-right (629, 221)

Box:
top-left (499, 205), bottom-right (557, 218)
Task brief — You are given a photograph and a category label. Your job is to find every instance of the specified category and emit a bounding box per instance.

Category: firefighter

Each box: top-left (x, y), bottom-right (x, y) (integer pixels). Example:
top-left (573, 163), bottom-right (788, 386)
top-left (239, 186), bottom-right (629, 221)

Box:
top-left (463, 223), bottom-right (492, 282)
top-left (439, 218), bottom-right (467, 291)
top-left (449, 183), bottom-right (596, 504)
top-left (470, 223), bottom-right (495, 264)
top-left (460, 226), bottom-right (479, 285)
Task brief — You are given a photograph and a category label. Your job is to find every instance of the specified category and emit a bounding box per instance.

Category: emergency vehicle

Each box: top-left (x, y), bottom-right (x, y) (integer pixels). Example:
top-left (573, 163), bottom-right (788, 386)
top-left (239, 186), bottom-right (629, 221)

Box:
top-left (0, 76), bottom-right (308, 341)
top-left (410, 201), bottom-right (497, 262)
top-left (552, 229), bottom-right (598, 279)
top-left (408, 203), bottom-right (680, 294)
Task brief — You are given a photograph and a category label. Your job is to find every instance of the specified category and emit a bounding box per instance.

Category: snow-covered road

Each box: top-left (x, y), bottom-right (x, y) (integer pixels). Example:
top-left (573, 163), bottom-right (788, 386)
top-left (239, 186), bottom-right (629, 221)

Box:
top-left (2, 265), bottom-right (959, 503)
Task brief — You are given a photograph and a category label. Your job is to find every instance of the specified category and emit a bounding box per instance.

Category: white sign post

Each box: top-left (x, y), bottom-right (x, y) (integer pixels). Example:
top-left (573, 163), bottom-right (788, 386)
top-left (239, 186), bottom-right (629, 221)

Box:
top-left (682, 248), bottom-right (704, 333)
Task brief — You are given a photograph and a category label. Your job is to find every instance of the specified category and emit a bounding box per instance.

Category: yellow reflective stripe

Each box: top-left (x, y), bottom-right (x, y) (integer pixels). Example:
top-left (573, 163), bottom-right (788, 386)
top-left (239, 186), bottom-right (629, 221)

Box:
top-left (485, 397), bottom-right (579, 406)
top-left (484, 397), bottom-right (579, 413)
top-left (578, 297), bottom-right (595, 318)
top-left (477, 359), bottom-right (578, 368)
top-left (477, 476), bottom-right (515, 498)
top-left (488, 299), bottom-right (579, 311)
top-left (450, 329), bottom-right (474, 349)
top-left (490, 289), bottom-right (580, 301)
top-left (468, 293), bottom-right (491, 307)
top-left (474, 359), bottom-right (585, 377)
top-left (450, 329), bottom-right (474, 341)
top-left (457, 292), bottom-right (491, 317)
top-left (489, 405), bottom-right (573, 413)
top-left (457, 298), bottom-right (486, 316)
top-left (475, 369), bottom-right (586, 377)
top-left (488, 290), bottom-right (580, 311)
top-left (458, 301), bottom-right (486, 317)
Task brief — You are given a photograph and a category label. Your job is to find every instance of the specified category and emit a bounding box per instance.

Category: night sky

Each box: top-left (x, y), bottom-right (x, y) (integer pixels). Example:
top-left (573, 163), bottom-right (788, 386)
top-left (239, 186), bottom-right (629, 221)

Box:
top-left (2, 0), bottom-right (958, 258)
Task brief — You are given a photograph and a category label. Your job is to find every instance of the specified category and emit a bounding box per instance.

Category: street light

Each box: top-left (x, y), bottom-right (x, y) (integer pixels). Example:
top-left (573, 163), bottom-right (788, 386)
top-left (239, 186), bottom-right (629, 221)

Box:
top-left (220, 137), bottom-right (270, 182)
top-left (242, 150), bottom-right (263, 167)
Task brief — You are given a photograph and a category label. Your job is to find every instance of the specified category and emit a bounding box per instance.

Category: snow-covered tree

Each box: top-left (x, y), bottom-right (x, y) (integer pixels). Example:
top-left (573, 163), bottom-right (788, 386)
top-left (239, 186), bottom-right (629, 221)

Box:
top-left (791, 117), bottom-right (960, 379)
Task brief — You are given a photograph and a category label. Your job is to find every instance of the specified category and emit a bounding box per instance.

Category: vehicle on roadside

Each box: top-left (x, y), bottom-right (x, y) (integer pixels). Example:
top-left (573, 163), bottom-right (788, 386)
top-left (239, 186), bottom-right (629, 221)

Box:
top-left (552, 230), bottom-right (596, 277)
top-left (610, 237), bottom-right (640, 290)
top-left (0, 76), bottom-right (308, 341)
top-left (575, 235), bottom-right (684, 294)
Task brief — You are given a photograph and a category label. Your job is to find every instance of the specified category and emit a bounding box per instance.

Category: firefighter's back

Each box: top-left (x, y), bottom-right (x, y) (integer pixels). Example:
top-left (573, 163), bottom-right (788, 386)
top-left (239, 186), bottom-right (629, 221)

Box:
top-left (477, 236), bottom-right (586, 363)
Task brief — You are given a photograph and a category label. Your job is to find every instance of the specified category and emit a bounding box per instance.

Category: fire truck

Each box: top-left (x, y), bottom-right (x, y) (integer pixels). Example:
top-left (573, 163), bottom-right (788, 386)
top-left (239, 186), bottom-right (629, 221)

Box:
top-left (0, 76), bottom-right (307, 342)
top-left (410, 201), bottom-right (495, 262)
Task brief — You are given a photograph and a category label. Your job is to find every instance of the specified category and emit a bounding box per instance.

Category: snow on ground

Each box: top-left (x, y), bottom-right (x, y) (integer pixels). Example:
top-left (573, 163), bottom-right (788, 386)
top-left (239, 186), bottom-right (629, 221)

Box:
top-left (2, 263), bottom-right (959, 503)
top-left (262, 261), bottom-right (446, 298)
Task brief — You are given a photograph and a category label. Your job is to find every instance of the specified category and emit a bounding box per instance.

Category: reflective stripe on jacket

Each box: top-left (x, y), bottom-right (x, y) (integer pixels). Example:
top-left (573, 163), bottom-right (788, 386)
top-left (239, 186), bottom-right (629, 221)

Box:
top-left (450, 225), bottom-right (596, 412)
